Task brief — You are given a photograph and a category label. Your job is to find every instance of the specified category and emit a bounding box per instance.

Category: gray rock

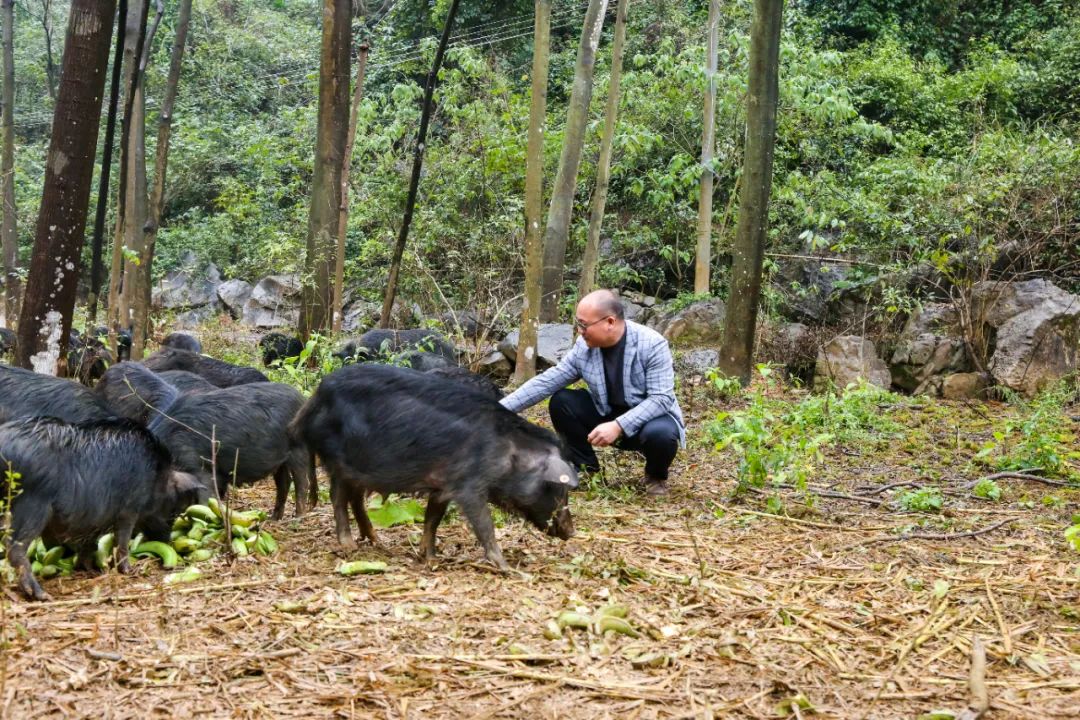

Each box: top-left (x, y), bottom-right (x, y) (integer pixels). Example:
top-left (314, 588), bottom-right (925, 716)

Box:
top-left (241, 301), bottom-right (299, 329)
top-left (622, 300), bottom-right (646, 323)
top-left (217, 279), bottom-right (253, 320)
top-left (498, 323), bottom-right (574, 369)
top-left (940, 372), bottom-right (991, 400)
top-left (172, 304), bottom-right (219, 330)
top-left (249, 275), bottom-right (300, 308)
top-left (650, 298), bottom-right (727, 345)
top-left (814, 335), bottom-right (892, 391)
top-left (971, 279), bottom-right (1080, 396)
top-left (774, 259), bottom-right (848, 324)
top-left (342, 300), bottom-right (381, 333)
top-left (889, 303), bottom-right (968, 393)
top-left (677, 349), bottom-right (719, 375)
top-left (241, 275), bottom-right (301, 329)
top-left (440, 309), bottom-right (484, 339)
top-left (476, 349), bottom-right (512, 381)
top-left (152, 260), bottom-right (221, 311)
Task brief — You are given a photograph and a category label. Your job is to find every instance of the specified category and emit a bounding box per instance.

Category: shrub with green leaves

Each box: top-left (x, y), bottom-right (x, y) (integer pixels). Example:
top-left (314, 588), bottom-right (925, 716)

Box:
top-left (973, 383), bottom-right (1080, 479)
top-left (972, 478), bottom-right (1003, 501)
top-left (708, 367), bottom-right (832, 497)
top-left (899, 487), bottom-right (944, 513)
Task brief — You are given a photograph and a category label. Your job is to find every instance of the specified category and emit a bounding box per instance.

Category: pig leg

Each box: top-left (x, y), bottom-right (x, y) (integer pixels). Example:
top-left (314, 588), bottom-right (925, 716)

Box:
top-left (271, 465), bottom-right (290, 521)
top-left (287, 447), bottom-right (312, 517)
top-left (418, 494), bottom-right (450, 563)
top-left (456, 496), bottom-right (509, 571)
top-left (329, 473), bottom-right (354, 547)
top-left (114, 514), bottom-right (137, 574)
top-left (349, 490), bottom-right (378, 545)
top-left (7, 502), bottom-right (50, 601)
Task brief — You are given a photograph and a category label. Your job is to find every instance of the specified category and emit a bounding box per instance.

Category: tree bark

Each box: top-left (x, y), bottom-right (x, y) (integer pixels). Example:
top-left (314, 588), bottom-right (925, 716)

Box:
top-left (513, 0), bottom-right (552, 384)
top-left (694, 0), bottom-right (720, 294)
top-left (123, 0), bottom-right (162, 360)
top-left (106, 0), bottom-right (148, 353)
top-left (538, 0), bottom-right (608, 322)
top-left (300, 0), bottom-right (351, 341)
top-left (1, 0), bottom-right (18, 327)
top-left (15, 0), bottom-right (117, 371)
top-left (39, 1), bottom-right (58, 101)
top-left (717, 0), bottom-right (783, 384)
top-left (133, 0), bottom-right (189, 359)
top-left (578, 0), bottom-right (629, 299)
top-left (378, 0), bottom-right (461, 329)
top-left (88, 0), bottom-right (128, 324)
top-left (333, 41), bottom-right (369, 333)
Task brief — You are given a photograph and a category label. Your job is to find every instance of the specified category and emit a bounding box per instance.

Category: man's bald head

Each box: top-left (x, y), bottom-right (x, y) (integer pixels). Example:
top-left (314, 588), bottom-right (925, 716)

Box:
top-left (578, 289), bottom-right (624, 320)
top-left (575, 290), bottom-right (626, 348)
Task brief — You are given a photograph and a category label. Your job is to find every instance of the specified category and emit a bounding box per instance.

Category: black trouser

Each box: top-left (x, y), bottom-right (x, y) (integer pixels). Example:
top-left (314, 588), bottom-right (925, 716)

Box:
top-left (548, 388), bottom-right (680, 480)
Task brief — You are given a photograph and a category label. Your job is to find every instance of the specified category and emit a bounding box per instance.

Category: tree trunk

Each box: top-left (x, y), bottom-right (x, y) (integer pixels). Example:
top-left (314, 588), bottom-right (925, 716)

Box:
top-left (106, 0), bottom-right (148, 353)
top-left (694, 0), bottom-right (720, 295)
top-left (88, 0), bottom-right (127, 324)
top-left (1, 0), bottom-right (18, 327)
top-left (717, 0), bottom-right (783, 384)
top-left (378, 0), bottom-right (461, 329)
top-left (123, 0), bottom-right (161, 359)
top-left (333, 41), bottom-right (369, 333)
top-left (578, 0), bottom-right (629, 299)
top-left (538, 0), bottom-right (608, 322)
top-left (120, 80), bottom-right (149, 353)
top-left (15, 0), bottom-right (117, 371)
top-left (133, 0), bottom-right (188, 359)
top-left (299, 0), bottom-right (351, 341)
top-left (40, 1), bottom-right (58, 101)
top-left (513, 0), bottom-right (552, 384)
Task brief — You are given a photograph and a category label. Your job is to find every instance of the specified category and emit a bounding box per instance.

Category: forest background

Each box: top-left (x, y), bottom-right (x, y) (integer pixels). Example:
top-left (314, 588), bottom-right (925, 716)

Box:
top-left (4, 0), bottom-right (1079, 331)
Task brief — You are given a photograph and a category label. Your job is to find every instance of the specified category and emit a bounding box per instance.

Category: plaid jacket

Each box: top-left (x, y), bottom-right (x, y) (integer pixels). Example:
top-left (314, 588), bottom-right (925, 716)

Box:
top-left (501, 321), bottom-right (685, 444)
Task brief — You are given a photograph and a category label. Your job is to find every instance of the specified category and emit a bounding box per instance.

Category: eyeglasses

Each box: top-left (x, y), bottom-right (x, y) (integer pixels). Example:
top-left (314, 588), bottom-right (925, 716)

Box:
top-left (574, 315), bottom-right (612, 332)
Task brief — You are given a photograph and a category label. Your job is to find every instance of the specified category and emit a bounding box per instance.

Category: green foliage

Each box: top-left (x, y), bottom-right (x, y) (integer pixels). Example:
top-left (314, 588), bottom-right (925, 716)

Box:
top-left (709, 373), bottom-right (917, 505)
top-left (785, 379), bottom-right (908, 446)
top-left (366, 496), bottom-right (426, 529)
top-left (264, 333), bottom-right (339, 396)
top-left (972, 478), bottom-right (1002, 501)
top-left (7, 0), bottom-right (1079, 311)
top-left (1067, 513), bottom-right (1080, 553)
top-left (972, 383), bottom-right (1080, 479)
top-left (899, 487), bottom-right (943, 513)
top-left (704, 369), bottom-right (743, 401)
top-left (708, 367), bottom-right (832, 497)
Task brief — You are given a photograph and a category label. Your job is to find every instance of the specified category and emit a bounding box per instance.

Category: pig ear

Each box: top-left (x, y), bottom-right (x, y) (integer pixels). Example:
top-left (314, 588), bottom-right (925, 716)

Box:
top-left (546, 466), bottom-right (579, 490)
top-left (169, 471), bottom-right (207, 503)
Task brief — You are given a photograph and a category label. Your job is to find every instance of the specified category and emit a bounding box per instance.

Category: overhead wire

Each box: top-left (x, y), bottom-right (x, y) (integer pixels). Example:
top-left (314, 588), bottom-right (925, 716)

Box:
top-left (13, 0), bottom-right (640, 129)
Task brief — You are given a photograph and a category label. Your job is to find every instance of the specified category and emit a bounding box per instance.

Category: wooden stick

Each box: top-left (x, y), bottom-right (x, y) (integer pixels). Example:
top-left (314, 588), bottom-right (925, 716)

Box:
top-left (443, 658), bottom-right (679, 701)
top-left (839, 519), bottom-right (1014, 552)
top-left (958, 635), bottom-right (989, 720)
top-left (984, 578), bottom-right (1012, 656)
top-left (964, 471), bottom-right (1068, 489)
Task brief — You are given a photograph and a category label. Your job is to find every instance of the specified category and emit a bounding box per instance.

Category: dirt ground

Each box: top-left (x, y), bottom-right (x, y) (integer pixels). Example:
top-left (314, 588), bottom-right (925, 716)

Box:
top-left (1, 376), bottom-right (1078, 719)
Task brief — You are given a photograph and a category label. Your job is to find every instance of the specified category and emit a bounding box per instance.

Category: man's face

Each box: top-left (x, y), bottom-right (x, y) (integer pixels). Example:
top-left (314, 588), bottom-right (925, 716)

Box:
top-left (574, 302), bottom-right (624, 349)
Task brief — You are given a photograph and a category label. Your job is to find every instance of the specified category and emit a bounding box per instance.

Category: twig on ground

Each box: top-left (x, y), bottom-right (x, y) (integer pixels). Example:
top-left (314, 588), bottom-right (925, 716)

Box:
top-left (957, 635), bottom-right (989, 720)
top-left (963, 471), bottom-right (1069, 488)
top-left (838, 519), bottom-right (1015, 552)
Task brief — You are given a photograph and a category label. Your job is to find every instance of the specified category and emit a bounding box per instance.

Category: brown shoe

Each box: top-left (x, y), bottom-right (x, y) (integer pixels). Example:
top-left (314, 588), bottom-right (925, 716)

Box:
top-left (644, 475), bottom-right (669, 496)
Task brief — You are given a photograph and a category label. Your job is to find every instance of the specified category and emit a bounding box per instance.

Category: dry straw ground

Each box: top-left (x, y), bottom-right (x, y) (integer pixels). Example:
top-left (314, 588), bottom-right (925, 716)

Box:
top-left (1, 374), bottom-right (1078, 719)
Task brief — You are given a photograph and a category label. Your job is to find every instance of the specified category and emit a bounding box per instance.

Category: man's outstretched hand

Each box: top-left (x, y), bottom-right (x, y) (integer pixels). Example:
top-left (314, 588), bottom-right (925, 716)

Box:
top-left (588, 420), bottom-right (623, 447)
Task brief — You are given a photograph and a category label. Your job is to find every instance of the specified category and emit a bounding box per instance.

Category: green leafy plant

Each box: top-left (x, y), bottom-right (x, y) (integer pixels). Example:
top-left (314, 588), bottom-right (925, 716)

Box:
top-left (972, 478), bottom-right (1002, 501)
top-left (899, 487), bottom-right (944, 513)
top-left (973, 383), bottom-right (1079, 479)
top-left (708, 367), bottom-right (832, 498)
top-left (705, 369), bottom-right (743, 400)
top-left (265, 333), bottom-right (339, 395)
top-left (1066, 514), bottom-right (1080, 553)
